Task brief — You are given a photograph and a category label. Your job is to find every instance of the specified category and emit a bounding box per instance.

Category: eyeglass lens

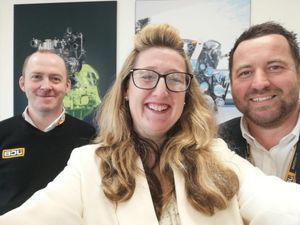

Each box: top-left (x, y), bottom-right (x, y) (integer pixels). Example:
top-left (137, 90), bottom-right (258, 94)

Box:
top-left (132, 69), bottom-right (191, 92)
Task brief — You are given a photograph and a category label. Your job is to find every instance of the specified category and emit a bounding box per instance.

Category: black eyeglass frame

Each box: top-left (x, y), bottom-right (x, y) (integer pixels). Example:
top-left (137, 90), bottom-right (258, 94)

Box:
top-left (129, 68), bottom-right (194, 92)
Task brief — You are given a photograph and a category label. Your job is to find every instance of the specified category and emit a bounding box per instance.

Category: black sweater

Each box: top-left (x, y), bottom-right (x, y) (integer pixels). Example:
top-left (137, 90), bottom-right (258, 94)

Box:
top-left (0, 114), bottom-right (96, 214)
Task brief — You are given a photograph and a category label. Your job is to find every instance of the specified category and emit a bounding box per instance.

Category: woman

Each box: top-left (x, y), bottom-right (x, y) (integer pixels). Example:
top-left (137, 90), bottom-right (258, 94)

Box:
top-left (1, 24), bottom-right (299, 225)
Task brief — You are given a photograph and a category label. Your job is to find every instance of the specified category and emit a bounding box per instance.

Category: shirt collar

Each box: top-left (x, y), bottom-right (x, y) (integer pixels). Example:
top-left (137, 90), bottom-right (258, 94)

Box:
top-left (22, 106), bottom-right (66, 132)
top-left (240, 112), bottom-right (300, 148)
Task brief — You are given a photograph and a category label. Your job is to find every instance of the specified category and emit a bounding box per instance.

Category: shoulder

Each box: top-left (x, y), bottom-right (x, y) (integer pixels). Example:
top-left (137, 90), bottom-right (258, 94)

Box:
top-left (210, 140), bottom-right (300, 221)
top-left (64, 144), bottom-right (108, 183)
top-left (65, 114), bottom-right (92, 126)
top-left (0, 115), bottom-right (23, 126)
top-left (0, 115), bottom-right (25, 135)
top-left (219, 117), bottom-right (241, 130)
top-left (218, 117), bottom-right (241, 139)
top-left (211, 138), bottom-right (236, 159)
top-left (218, 117), bottom-right (247, 156)
top-left (64, 114), bottom-right (96, 132)
top-left (211, 138), bottom-right (265, 182)
top-left (68, 144), bottom-right (100, 165)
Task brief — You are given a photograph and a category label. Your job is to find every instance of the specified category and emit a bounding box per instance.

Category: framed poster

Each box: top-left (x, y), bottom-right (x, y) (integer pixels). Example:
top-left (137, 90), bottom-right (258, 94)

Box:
top-left (14, 1), bottom-right (117, 124)
top-left (136, 0), bottom-right (250, 122)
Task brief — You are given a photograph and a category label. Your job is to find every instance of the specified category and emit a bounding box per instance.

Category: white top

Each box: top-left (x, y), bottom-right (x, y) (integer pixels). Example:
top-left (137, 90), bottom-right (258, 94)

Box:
top-left (0, 139), bottom-right (300, 225)
top-left (160, 194), bottom-right (181, 225)
top-left (240, 114), bottom-right (300, 179)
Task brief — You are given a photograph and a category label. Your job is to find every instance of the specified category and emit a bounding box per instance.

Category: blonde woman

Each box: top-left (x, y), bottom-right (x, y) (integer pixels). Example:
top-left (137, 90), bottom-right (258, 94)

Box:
top-left (1, 24), bottom-right (300, 225)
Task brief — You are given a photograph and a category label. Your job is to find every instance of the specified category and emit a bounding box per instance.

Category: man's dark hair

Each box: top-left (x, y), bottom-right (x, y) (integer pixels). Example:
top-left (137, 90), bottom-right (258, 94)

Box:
top-left (229, 21), bottom-right (300, 79)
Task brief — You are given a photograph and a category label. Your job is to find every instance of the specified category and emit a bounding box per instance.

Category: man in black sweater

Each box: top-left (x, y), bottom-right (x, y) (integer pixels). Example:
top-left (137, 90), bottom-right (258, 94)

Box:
top-left (0, 49), bottom-right (96, 214)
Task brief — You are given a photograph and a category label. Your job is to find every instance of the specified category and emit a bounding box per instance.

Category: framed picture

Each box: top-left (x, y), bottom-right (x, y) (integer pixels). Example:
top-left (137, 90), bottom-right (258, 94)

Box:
top-left (14, 1), bottom-right (117, 124)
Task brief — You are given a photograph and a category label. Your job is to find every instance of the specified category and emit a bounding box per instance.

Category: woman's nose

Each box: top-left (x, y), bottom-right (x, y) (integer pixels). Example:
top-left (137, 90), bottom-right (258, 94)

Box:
top-left (152, 77), bottom-right (169, 96)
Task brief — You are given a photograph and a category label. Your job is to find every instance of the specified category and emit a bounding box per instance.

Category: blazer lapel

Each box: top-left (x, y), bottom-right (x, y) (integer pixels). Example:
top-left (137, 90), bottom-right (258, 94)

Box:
top-left (173, 168), bottom-right (208, 225)
top-left (173, 169), bottom-right (243, 225)
top-left (115, 159), bottom-right (159, 225)
top-left (115, 162), bottom-right (244, 225)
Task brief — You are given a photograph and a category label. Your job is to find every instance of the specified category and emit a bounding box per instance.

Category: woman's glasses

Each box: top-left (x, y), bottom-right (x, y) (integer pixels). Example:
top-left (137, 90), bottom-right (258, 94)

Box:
top-left (129, 68), bottom-right (193, 92)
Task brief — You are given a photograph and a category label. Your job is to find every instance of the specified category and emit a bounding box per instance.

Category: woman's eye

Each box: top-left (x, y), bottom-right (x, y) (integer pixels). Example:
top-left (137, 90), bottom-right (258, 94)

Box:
top-left (169, 77), bottom-right (183, 84)
top-left (141, 74), bottom-right (155, 81)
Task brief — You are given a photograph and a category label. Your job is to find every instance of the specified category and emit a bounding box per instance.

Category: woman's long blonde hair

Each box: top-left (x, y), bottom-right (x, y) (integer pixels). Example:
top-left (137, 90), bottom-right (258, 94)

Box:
top-left (95, 24), bottom-right (239, 217)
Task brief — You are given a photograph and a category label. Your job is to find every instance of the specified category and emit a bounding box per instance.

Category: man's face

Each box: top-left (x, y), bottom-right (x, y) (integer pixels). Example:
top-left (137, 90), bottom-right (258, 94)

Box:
top-left (19, 52), bottom-right (71, 116)
top-left (231, 34), bottom-right (300, 128)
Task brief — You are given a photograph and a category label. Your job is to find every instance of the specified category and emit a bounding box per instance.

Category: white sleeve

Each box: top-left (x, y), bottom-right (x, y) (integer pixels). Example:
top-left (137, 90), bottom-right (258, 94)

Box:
top-left (214, 138), bottom-right (300, 224)
top-left (0, 147), bottom-right (85, 225)
top-left (248, 209), bottom-right (300, 225)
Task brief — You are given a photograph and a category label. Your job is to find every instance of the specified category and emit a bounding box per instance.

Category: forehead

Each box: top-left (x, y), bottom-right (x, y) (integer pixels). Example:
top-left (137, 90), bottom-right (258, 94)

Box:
top-left (135, 47), bottom-right (186, 71)
top-left (234, 34), bottom-right (291, 59)
top-left (231, 34), bottom-right (296, 70)
top-left (25, 52), bottom-right (67, 75)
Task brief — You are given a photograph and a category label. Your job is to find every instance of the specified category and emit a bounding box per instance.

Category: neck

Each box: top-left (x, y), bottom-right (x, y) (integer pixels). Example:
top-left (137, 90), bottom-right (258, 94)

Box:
top-left (27, 107), bottom-right (63, 131)
top-left (246, 106), bottom-right (300, 150)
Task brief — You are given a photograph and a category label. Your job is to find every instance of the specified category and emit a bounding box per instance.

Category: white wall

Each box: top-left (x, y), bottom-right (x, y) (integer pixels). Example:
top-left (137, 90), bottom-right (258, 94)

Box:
top-left (251, 0), bottom-right (300, 35)
top-left (1, 0), bottom-right (299, 120)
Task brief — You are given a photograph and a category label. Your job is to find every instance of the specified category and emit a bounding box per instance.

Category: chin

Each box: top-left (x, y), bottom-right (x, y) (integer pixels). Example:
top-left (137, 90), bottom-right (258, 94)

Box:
top-left (38, 106), bottom-right (57, 112)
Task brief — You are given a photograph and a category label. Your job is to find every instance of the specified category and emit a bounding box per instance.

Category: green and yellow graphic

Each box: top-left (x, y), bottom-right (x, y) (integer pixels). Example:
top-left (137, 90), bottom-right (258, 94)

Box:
top-left (64, 64), bottom-right (101, 120)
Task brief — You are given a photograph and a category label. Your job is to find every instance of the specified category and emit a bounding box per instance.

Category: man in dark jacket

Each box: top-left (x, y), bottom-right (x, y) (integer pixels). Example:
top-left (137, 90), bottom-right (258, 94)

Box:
top-left (219, 22), bottom-right (300, 184)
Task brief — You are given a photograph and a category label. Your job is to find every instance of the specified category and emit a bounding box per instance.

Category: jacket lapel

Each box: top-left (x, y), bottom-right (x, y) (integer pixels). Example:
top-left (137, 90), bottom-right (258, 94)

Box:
top-left (115, 160), bottom-right (244, 225)
top-left (173, 168), bottom-right (244, 225)
top-left (173, 168), bottom-right (210, 225)
top-left (115, 159), bottom-right (159, 225)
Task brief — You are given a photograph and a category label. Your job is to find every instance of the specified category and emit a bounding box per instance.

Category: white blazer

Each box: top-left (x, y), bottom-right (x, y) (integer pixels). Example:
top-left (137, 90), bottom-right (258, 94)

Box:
top-left (0, 139), bottom-right (300, 225)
